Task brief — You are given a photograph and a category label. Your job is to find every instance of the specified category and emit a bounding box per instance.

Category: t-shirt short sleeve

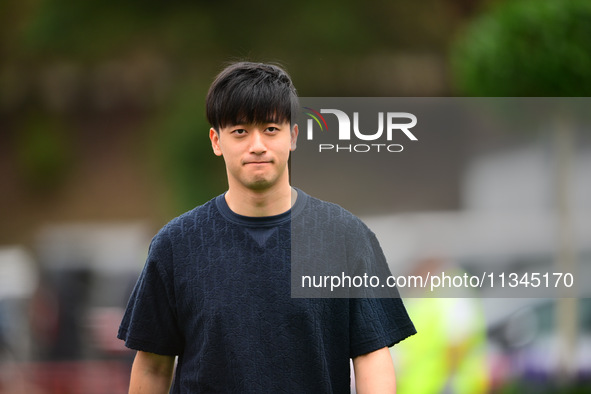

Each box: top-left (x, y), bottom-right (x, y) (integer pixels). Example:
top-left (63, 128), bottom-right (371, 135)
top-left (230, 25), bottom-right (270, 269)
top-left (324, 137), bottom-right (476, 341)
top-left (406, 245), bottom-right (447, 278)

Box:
top-left (348, 297), bottom-right (416, 358)
top-left (347, 220), bottom-right (416, 358)
top-left (118, 229), bottom-right (184, 356)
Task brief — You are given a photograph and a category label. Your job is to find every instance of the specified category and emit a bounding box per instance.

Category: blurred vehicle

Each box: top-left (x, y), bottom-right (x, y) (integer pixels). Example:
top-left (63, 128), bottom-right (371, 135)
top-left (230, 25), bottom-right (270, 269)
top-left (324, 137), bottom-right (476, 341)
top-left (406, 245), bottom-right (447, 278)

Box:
top-left (486, 297), bottom-right (591, 392)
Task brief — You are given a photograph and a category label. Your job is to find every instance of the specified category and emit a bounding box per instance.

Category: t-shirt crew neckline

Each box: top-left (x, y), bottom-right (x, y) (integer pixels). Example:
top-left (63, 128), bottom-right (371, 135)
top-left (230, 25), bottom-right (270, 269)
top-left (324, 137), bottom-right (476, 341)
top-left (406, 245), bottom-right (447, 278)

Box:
top-left (215, 188), bottom-right (307, 227)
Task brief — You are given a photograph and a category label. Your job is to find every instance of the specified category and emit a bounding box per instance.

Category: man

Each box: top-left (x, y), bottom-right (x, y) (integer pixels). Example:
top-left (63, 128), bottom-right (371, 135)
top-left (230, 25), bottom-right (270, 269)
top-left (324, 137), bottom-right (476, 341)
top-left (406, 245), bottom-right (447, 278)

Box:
top-left (118, 62), bottom-right (415, 393)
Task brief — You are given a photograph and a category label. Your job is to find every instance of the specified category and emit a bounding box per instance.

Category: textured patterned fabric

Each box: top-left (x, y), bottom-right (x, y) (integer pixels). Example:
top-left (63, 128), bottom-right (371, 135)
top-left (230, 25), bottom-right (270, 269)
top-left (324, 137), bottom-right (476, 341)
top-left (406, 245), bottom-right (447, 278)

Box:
top-left (118, 189), bottom-right (415, 393)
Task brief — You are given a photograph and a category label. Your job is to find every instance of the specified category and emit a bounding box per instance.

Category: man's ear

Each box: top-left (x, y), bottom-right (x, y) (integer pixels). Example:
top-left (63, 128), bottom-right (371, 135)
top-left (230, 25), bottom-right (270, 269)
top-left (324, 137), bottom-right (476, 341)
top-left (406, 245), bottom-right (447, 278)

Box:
top-left (210, 128), bottom-right (223, 156)
top-left (290, 123), bottom-right (299, 151)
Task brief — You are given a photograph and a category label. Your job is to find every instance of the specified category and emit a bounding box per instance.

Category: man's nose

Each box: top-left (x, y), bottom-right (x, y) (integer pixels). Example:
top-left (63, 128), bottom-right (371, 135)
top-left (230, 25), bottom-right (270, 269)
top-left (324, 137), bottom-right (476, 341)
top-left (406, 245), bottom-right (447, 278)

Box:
top-left (249, 130), bottom-right (266, 154)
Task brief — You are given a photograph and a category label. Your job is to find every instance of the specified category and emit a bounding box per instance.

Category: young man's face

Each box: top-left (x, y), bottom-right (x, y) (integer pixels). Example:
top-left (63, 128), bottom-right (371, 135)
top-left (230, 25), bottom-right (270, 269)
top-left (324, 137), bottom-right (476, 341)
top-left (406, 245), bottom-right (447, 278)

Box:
top-left (210, 120), bottom-right (298, 192)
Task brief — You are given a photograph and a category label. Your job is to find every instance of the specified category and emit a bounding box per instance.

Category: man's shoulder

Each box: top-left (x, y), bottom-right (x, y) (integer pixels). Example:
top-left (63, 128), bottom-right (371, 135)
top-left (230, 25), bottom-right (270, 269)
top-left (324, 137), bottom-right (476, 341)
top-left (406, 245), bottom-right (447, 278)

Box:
top-left (296, 189), bottom-right (369, 231)
top-left (156, 195), bottom-right (220, 238)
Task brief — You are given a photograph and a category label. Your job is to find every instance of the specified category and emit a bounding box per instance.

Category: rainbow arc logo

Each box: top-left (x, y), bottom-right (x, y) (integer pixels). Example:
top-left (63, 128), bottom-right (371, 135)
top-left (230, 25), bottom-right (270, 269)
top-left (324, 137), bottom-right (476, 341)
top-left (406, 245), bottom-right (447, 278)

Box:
top-left (303, 107), bottom-right (329, 132)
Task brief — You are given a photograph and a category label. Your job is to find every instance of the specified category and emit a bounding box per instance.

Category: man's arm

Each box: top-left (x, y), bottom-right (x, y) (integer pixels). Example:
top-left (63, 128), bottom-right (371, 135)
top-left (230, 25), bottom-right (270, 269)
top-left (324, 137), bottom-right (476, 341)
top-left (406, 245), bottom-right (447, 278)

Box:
top-left (129, 350), bottom-right (176, 394)
top-left (353, 346), bottom-right (397, 393)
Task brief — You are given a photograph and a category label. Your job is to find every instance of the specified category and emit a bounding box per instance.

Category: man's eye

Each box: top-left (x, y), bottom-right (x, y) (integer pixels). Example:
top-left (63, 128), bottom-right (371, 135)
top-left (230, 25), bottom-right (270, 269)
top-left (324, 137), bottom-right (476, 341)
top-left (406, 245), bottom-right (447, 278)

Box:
top-left (233, 129), bottom-right (247, 135)
top-left (266, 127), bottom-right (278, 132)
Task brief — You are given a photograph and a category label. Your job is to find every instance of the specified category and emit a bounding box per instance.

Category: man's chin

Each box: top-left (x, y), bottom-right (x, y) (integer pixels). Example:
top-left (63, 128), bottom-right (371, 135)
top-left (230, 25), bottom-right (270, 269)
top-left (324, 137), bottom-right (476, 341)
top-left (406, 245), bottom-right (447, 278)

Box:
top-left (238, 171), bottom-right (286, 191)
top-left (246, 180), bottom-right (274, 191)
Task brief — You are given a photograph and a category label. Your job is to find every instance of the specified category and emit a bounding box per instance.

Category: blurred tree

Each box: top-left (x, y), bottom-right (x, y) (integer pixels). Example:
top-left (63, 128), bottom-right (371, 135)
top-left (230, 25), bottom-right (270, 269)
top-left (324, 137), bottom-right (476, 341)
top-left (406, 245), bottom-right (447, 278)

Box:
top-left (16, 112), bottom-right (72, 193)
top-left (450, 0), bottom-right (591, 387)
top-left (451, 0), bottom-right (591, 96)
top-left (151, 81), bottom-right (227, 213)
top-left (7, 0), bottom-right (409, 212)
top-left (18, 0), bottom-right (217, 60)
top-left (0, 0), bottom-right (473, 237)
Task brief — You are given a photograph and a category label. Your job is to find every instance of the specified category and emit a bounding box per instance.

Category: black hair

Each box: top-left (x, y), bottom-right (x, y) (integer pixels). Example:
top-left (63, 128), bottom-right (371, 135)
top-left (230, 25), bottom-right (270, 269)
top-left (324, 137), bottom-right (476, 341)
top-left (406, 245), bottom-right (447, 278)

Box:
top-left (206, 62), bottom-right (299, 132)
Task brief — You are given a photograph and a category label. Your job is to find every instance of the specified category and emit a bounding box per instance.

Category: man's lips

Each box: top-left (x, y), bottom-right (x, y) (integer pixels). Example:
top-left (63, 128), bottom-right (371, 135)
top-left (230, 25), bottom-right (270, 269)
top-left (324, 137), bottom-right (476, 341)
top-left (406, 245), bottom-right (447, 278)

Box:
top-left (244, 160), bottom-right (272, 165)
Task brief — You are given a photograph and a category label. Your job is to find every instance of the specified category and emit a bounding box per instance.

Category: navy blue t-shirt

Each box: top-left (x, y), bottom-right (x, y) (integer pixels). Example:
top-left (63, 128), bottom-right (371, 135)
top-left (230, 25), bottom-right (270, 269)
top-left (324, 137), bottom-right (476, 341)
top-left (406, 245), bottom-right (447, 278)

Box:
top-left (118, 189), bottom-right (415, 393)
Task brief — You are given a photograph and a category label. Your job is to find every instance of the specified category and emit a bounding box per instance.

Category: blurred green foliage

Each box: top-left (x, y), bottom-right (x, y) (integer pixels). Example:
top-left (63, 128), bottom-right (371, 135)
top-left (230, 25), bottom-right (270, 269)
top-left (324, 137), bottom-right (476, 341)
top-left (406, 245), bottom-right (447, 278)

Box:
top-left (451, 0), bottom-right (591, 96)
top-left (1, 0), bottom-right (460, 212)
top-left (11, 0), bottom-right (389, 61)
top-left (151, 81), bottom-right (227, 212)
top-left (16, 113), bottom-right (72, 192)
top-left (17, 1), bottom-right (217, 60)
top-left (4, 0), bottom-right (455, 61)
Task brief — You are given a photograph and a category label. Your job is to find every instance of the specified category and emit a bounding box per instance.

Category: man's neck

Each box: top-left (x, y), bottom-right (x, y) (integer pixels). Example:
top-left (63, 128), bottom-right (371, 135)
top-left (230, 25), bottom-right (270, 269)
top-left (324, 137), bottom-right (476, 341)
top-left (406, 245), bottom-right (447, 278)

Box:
top-left (224, 184), bottom-right (297, 217)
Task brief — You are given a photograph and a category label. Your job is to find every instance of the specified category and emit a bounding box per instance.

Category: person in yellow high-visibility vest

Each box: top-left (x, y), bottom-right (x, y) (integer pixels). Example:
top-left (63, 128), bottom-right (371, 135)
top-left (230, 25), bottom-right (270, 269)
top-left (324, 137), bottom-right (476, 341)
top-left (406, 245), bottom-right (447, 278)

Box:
top-left (392, 257), bottom-right (489, 394)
